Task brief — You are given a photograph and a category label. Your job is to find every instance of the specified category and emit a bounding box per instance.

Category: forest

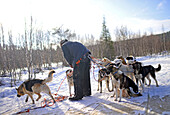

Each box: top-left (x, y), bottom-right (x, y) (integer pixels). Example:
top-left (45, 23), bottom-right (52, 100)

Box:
top-left (0, 17), bottom-right (170, 86)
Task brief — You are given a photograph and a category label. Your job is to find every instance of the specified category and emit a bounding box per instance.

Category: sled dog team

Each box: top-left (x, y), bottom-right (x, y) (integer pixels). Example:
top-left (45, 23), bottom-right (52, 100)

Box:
top-left (97, 56), bottom-right (161, 101)
top-left (16, 55), bottom-right (161, 103)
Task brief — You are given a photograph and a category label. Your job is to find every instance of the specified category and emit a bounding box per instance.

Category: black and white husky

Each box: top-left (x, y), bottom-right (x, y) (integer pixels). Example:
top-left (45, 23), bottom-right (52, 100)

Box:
top-left (107, 64), bottom-right (141, 102)
top-left (132, 62), bottom-right (161, 92)
top-left (97, 68), bottom-right (113, 93)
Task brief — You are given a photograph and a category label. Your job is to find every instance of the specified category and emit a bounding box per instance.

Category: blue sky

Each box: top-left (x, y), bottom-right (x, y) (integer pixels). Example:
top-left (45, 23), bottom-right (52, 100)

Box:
top-left (0, 0), bottom-right (170, 41)
top-left (108, 0), bottom-right (170, 20)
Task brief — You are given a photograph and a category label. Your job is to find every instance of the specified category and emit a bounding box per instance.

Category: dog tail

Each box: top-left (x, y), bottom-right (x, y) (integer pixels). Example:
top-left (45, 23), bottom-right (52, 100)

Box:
top-left (155, 64), bottom-right (161, 72)
top-left (42, 70), bottom-right (55, 84)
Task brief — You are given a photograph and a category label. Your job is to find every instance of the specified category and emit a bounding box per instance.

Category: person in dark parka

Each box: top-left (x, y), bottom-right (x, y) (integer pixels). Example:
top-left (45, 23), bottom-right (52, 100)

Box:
top-left (60, 39), bottom-right (91, 101)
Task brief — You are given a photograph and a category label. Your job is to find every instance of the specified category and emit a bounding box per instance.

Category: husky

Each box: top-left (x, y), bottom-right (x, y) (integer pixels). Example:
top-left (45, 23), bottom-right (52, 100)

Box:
top-left (66, 69), bottom-right (74, 96)
top-left (107, 64), bottom-right (141, 102)
top-left (101, 57), bottom-right (113, 68)
top-left (16, 70), bottom-right (56, 104)
top-left (113, 58), bottom-right (135, 82)
top-left (97, 68), bottom-right (113, 93)
top-left (132, 62), bottom-right (161, 88)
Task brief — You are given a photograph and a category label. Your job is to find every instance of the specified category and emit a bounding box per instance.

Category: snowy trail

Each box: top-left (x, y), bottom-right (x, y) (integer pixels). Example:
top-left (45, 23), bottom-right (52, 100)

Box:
top-left (0, 55), bottom-right (170, 115)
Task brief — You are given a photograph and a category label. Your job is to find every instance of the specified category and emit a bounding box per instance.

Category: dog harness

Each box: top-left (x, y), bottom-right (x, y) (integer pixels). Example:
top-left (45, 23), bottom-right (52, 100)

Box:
top-left (67, 71), bottom-right (73, 78)
top-left (24, 79), bottom-right (43, 92)
top-left (112, 70), bottom-right (123, 80)
top-left (104, 62), bottom-right (111, 67)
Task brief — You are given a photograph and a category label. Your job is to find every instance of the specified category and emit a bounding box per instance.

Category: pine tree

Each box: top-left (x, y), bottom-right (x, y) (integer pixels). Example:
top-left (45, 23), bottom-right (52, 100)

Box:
top-left (100, 17), bottom-right (111, 42)
top-left (99, 17), bottom-right (114, 59)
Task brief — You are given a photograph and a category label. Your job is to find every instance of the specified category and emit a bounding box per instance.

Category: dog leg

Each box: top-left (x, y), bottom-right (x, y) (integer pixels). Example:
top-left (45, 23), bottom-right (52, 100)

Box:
top-left (69, 84), bottom-right (72, 96)
top-left (97, 72), bottom-right (100, 92)
top-left (25, 95), bottom-right (29, 102)
top-left (48, 91), bottom-right (56, 103)
top-left (106, 77), bottom-right (111, 92)
top-left (146, 75), bottom-right (151, 86)
top-left (48, 92), bottom-right (56, 103)
top-left (112, 92), bottom-right (115, 97)
top-left (111, 77), bottom-right (114, 92)
top-left (142, 77), bottom-right (146, 87)
top-left (150, 72), bottom-right (159, 87)
top-left (106, 78), bottom-right (108, 90)
top-left (136, 78), bottom-right (138, 86)
top-left (151, 77), bottom-right (159, 87)
top-left (43, 86), bottom-right (56, 103)
top-left (154, 79), bottom-right (159, 87)
top-left (140, 79), bottom-right (145, 93)
top-left (97, 81), bottom-right (99, 91)
top-left (140, 80), bottom-right (144, 93)
top-left (125, 89), bottom-right (131, 99)
top-left (119, 89), bottom-right (122, 102)
top-left (100, 81), bottom-right (102, 93)
top-left (28, 93), bottom-right (35, 104)
top-left (35, 93), bottom-right (42, 101)
top-left (115, 87), bottom-right (118, 101)
top-left (144, 78), bottom-right (147, 85)
top-left (111, 86), bottom-right (115, 98)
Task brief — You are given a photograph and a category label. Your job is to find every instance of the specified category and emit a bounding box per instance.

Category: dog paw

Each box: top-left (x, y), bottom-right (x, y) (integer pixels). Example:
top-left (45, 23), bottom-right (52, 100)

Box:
top-left (146, 85), bottom-right (150, 87)
top-left (128, 96), bottom-right (131, 99)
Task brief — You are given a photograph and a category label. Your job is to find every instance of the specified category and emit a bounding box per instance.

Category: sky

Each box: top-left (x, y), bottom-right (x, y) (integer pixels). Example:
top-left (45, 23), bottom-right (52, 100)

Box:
top-left (0, 0), bottom-right (170, 41)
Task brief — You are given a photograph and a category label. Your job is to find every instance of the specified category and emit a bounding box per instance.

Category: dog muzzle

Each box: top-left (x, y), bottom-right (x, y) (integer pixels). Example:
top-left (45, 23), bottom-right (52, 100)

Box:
top-left (17, 94), bottom-right (21, 97)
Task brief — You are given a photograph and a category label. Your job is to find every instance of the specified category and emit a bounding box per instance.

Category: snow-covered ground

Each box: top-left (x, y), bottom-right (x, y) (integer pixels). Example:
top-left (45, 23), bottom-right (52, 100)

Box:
top-left (0, 55), bottom-right (170, 115)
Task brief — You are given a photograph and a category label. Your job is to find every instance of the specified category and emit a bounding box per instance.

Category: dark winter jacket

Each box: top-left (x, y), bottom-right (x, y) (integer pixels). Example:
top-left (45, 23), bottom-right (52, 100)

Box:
top-left (61, 41), bottom-right (91, 67)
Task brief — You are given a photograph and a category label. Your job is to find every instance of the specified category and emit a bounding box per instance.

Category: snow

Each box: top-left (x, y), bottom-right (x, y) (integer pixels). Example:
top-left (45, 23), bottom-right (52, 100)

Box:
top-left (0, 55), bottom-right (170, 115)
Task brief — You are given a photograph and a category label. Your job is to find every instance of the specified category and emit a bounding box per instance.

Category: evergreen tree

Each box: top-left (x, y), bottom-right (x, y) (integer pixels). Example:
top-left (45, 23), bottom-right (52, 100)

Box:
top-left (99, 17), bottom-right (114, 59)
top-left (100, 17), bottom-right (111, 42)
